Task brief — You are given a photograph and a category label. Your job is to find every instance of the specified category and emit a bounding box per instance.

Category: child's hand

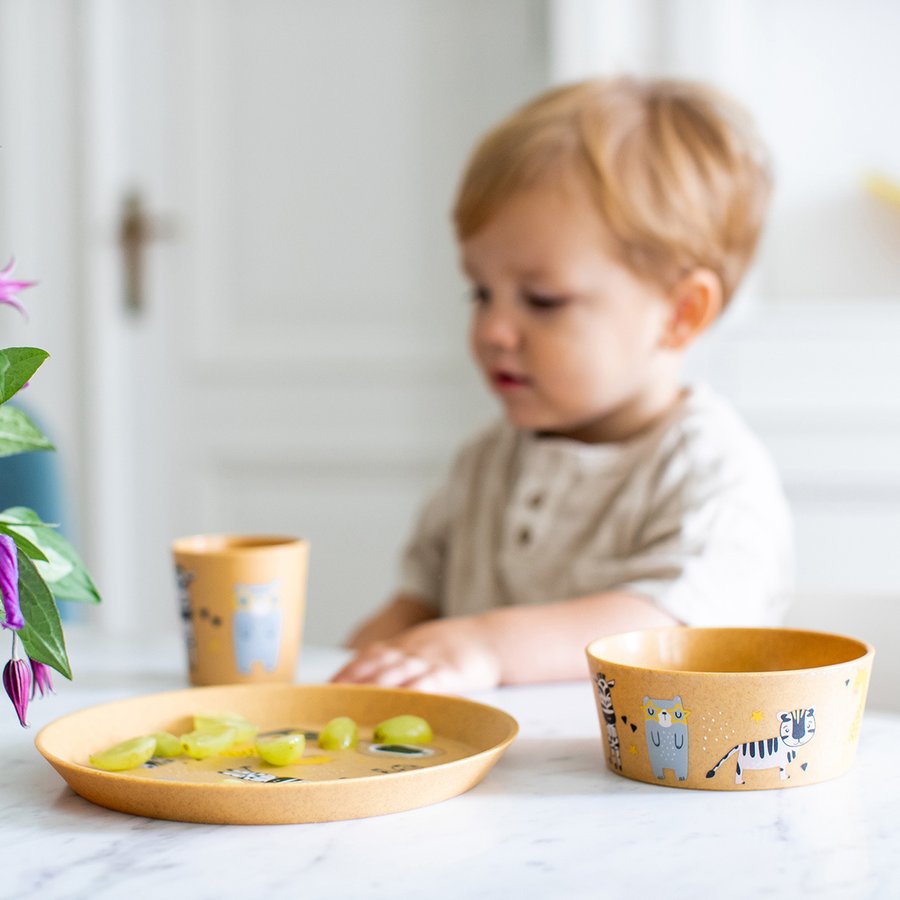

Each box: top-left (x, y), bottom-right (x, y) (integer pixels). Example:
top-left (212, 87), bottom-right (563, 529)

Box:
top-left (332, 617), bottom-right (502, 693)
top-left (344, 594), bottom-right (437, 651)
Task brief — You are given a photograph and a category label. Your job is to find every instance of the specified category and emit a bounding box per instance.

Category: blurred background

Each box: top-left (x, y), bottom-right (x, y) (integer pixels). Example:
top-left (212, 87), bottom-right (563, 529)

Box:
top-left (0, 0), bottom-right (897, 700)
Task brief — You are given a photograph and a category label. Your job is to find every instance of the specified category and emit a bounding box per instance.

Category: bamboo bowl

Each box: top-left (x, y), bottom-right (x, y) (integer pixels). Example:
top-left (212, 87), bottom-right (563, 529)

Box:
top-left (585, 627), bottom-right (874, 791)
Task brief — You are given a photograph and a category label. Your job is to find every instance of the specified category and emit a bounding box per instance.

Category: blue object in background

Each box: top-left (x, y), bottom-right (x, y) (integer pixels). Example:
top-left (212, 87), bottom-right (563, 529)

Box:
top-left (0, 402), bottom-right (81, 621)
top-left (0, 448), bottom-right (65, 527)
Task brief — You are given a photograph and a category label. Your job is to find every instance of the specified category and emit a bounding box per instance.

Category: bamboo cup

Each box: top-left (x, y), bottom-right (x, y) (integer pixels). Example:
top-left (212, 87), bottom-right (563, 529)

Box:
top-left (172, 534), bottom-right (309, 686)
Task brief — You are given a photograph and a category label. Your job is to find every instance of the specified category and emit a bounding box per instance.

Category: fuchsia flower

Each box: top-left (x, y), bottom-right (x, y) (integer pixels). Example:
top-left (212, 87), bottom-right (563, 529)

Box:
top-left (0, 534), bottom-right (22, 631)
top-left (0, 253), bottom-right (81, 728)
top-left (30, 658), bottom-right (54, 698)
top-left (0, 257), bottom-right (36, 319)
top-left (3, 646), bottom-right (31, 727)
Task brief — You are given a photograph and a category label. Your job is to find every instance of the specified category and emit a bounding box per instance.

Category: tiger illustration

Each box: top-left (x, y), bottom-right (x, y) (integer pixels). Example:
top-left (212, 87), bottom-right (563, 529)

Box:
top-left (706, 708), bottom-right (816, 785)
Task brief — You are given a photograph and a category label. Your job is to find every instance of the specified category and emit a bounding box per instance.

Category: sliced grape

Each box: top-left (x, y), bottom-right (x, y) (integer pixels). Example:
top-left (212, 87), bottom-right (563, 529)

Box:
top-left (256, 732), bottom-right (306, 766)
top-left (151, 731), bottom-right (184, 757)
top-left (89, 735), bottom-right (157, 771)
top-left (318, 716), bottom-right (358, 750)
top-left (181, 724), bottom-right (238, 759)
top-left (373, 714), bottom-right (433, 745)
top-left (193, 712), bottom-right (258, 744)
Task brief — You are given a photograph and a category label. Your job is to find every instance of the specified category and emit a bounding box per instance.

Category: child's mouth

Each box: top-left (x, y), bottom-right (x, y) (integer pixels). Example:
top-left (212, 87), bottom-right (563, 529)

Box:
top-left (491, 370), bottom-right (531, 391)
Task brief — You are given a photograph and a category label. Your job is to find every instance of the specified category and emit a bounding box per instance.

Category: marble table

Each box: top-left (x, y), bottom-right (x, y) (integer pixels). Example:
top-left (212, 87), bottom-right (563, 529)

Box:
top-left (1, 628), bottom-right (897, 900)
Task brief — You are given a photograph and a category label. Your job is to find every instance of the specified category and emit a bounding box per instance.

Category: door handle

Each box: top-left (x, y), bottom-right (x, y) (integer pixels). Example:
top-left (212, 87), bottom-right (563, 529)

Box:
top-left (117, 190), bottom-right (176, 315)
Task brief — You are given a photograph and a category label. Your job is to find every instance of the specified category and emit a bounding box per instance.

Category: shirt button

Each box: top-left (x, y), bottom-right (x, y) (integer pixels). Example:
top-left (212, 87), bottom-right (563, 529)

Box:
top-left (528, 493), bottom-right (544, 509)
top-left (518, 526), bottom-right (532, 546)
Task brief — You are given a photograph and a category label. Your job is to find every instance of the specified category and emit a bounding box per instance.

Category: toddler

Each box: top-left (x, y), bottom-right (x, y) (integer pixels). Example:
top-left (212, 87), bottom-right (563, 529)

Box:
top-left (333, 76), bottom-right (793, 692)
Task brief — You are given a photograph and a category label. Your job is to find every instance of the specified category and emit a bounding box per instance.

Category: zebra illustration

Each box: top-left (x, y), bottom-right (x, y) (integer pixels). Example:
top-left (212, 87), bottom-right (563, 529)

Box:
top-left (706, 708), bottom-right (817, 785)
top-left (175, 565), bottom-right (196, 669)
top-left (593, 673), bottom-right (622, 771)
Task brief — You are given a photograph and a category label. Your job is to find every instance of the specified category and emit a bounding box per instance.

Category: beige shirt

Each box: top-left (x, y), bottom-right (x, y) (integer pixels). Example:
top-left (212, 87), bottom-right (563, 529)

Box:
top-left (398, 385), bottom-right (793, 626)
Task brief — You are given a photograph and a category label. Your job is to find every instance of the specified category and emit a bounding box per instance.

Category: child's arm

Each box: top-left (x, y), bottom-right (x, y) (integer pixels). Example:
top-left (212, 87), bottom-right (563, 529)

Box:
top-left (332, 590), bottom-right (679, 692)
top-left (344, 593), bottom-right (438, 651)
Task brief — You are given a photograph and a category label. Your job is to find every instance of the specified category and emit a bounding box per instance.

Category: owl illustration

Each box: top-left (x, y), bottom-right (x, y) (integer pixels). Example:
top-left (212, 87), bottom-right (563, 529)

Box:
top-left (643, 696), bottom-right (690, 781)
top-left (232, 581), bottom-right (283, 673)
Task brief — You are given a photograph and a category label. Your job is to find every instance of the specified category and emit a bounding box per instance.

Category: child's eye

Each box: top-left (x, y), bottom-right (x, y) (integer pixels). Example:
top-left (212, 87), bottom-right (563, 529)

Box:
top-left (523, 292), bottom-right (565, 311)
top-left (469, 285), bottom-right (490, 305)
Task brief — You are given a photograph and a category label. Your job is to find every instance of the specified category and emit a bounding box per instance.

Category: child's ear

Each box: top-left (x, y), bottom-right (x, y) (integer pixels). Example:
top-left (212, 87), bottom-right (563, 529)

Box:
top-left (662, 268), bottom-right (723, 349)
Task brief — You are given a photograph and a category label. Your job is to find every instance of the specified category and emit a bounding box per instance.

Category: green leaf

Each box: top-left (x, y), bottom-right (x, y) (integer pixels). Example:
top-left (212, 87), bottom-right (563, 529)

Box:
top-left (0, 523), bottom-right (48, 561)
top-left (0, 405), bottom-right (54, 457)
top-left (0, 506), bottom-right (59, 528)
top-left (16, 550), bottom-right (72, 680)
top-left (0, 347), bottom-right (49, 404)
top-left (0, 506), bottom-right (58, 528)
top-left (3, 506), bottom-right (100, 604)
top-left (3, 507), bottom-right (43, 524)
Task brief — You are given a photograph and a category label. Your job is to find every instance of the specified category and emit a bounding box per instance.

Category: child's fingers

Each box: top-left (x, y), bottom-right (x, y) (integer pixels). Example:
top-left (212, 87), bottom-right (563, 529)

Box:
top-left (367, 654), bottom-right (431, 688)
top-left (400, 672), bottom-right (442, 693)
top-left (333, 647), bottom-right (435, 687)
top-left (331, 645), bottom-right (403, 683)
top-left (400, 666), bottom-right (459, 694)
top-left (402, 657), bottom-right (500, 693)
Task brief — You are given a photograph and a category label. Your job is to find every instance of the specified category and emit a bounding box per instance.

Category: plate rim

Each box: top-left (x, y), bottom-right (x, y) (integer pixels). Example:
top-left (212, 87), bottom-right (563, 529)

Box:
top-left (35, 681), bottom-right (520, 792)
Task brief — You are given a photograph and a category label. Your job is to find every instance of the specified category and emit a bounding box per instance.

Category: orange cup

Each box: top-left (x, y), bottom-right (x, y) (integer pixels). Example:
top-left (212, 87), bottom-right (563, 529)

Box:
top-left (172, 534), bottom-right (309, 686)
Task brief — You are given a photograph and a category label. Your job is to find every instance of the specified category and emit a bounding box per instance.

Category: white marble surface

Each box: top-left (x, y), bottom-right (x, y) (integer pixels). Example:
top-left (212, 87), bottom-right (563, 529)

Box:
top-left (1, 628), bottom-right (898, 900)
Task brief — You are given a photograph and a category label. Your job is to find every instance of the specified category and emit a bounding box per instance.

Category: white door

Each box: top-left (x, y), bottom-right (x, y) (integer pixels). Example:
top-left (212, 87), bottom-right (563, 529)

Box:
top-left (76, 0), bottom-right (549, 643)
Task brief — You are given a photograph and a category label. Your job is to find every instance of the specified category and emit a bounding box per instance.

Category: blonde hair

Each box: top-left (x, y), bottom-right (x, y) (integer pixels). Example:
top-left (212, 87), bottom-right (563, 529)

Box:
top-left (453, 76), bottom-right (772, 306)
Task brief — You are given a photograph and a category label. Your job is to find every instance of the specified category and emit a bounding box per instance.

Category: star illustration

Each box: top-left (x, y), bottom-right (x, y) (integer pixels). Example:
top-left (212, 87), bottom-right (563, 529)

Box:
top-left (751, 710), bottom-right (764, 721)
top-left (629, 744), bottom-right (638, 754)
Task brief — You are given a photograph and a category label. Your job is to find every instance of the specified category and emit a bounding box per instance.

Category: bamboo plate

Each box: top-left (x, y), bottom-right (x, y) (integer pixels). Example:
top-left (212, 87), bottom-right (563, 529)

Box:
top-left (35, 683), bottom-right (519, 825)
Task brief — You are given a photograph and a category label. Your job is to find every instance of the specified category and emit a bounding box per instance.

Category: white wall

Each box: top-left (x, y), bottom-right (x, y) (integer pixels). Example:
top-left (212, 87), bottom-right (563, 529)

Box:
top-left (153, 1), bottom-right (551, 646)
top-left (0, 1), bottom-right (85, 539)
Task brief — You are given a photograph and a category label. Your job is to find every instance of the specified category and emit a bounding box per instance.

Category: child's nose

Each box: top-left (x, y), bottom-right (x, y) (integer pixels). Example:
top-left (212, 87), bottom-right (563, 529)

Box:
top-left (475, 302), bottom-right (521, 349)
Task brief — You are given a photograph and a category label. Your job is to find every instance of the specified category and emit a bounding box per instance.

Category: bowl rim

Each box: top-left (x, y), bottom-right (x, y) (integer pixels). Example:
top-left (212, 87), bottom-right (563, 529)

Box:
top-left (585, 625), bottom-right (875, 678)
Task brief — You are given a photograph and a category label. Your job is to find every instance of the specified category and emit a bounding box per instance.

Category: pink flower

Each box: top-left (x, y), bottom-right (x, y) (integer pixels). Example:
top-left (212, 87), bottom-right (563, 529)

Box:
top-left (29, 657), bottom-right (54, 698)
top-left (0, 257), bottom-right (36, 319)
top-left (3, 655), bottom-right (31, 727)
top-left (0, 535), bottom-right (22, 631)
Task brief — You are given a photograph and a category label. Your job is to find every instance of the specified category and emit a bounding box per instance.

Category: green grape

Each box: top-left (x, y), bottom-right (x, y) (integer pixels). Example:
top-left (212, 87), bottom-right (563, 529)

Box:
top-left (256, 732), bottom-right (306, 766)
top-left (151, 731), bottom-right (184, 757)
top-left (318, 716), bottom-right (358, 750)
top-left (89, 735), bottom-right (157, 771)
top-left (193, 712), bottom-right (258, 744)
top-left (181, 724), bottom-right (238, 759)
top-left (373, 714), bottom-right (433, 745)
